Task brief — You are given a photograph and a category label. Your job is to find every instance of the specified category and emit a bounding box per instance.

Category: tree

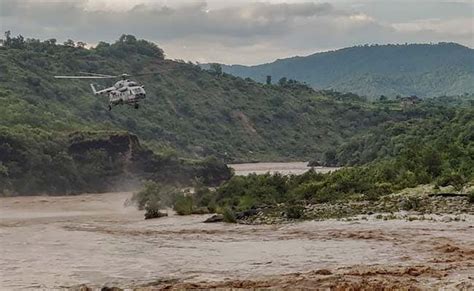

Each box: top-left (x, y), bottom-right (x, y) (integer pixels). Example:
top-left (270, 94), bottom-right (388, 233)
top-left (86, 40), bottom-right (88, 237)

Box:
top-left (323, 149), bottom-right (338, 166)
top-left (266, 75), bottom-right (272, 85)
top-left (2, 32), bottom-right (26, 49)
top-left (118, 34), bottom-right (137, 44)
top-left (45, 38), bottom-right (57, 46)
top-left (278, 77), bottom-right (288, 86)
top-left (95, 41), bottom-right (110, 49)
top-left (63, 39), bottom-right (75, 47)
top-left (209, 63), bottom-right (223, 76)
top-left (2, 31), bottom-right (12, 46)
top-left (0, 162), bottom-right (8, 176)
top-left (76, 41), bottom-right (87, 49)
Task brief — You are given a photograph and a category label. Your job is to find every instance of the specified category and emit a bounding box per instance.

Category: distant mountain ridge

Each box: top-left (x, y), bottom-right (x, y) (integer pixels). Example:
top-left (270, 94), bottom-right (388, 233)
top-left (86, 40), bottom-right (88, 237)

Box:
top-left (217, 43), bottom-right (474, 98)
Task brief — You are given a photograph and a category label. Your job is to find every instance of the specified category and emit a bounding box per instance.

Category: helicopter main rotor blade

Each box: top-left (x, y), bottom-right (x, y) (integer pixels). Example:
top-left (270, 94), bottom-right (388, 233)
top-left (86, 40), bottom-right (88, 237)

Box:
top-left (54, 71), bottom-right (160, 79)
top-left (78, 72), bottom-right (115, 78)
top-left (54, 76), bottom-right (115, 79)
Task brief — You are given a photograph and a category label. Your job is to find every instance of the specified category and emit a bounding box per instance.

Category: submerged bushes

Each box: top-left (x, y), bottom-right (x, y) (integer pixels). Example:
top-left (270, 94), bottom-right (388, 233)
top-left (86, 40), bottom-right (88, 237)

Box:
top-left (207, 133), bottom-right (473, 214)
top-left (132, 181), bottom-right (216, 218)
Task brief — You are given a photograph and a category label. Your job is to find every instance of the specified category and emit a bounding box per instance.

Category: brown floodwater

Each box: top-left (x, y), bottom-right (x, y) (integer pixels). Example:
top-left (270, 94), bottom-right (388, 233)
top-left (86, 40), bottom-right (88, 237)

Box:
top-left (0, 163), bottom-right (472, 289)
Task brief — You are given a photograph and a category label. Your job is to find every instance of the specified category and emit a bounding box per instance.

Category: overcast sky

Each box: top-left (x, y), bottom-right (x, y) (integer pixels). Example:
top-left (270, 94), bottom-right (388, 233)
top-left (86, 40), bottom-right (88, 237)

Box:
top-left (1, 0), bottom-right (473, 64)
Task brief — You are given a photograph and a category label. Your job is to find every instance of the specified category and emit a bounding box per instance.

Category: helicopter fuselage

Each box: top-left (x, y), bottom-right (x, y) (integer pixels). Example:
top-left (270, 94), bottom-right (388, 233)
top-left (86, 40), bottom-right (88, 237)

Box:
top-left (109, 85), bottom-right (146, 106)
top-left (92, 79), bottom-right (146, 109)
top-left (55, 73), bottom-right (151, 110)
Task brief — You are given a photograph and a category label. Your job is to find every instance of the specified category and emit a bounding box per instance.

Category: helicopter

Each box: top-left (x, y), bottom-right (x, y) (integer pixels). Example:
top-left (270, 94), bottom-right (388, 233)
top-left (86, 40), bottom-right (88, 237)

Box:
top-left (54, 72), bottom-right (155, 110)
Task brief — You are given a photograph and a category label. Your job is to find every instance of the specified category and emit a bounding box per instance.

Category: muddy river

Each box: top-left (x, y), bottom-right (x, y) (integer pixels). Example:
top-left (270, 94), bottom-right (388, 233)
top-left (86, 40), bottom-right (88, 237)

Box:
top-left (0, 163), bottom-right (473, 289)
top-left (229, 162), bottom-right (338, 176)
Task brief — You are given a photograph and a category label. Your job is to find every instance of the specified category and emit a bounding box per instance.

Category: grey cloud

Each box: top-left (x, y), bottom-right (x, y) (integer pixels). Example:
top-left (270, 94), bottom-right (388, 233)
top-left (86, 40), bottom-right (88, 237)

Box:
top-left (0, 0), bottom-right (471, 65)
top-left (0, 0), bottom-right (340, 42)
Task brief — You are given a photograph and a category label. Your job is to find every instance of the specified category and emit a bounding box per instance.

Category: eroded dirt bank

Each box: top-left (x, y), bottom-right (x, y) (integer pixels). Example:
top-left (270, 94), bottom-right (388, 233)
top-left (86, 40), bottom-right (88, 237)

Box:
top-left (1, 192), bottom-right (473, 290)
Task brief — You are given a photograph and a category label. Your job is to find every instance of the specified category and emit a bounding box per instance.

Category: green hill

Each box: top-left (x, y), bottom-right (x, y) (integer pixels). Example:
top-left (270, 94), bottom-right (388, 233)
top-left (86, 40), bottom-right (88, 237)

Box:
top-left (217, 43), bottom-right (474, 99)
top-left (2, 34), bottom-right (470, 195)
top-left (323, 97), bottom-right (474, 168)
top-left (0, 34), bottom-right (408, 163)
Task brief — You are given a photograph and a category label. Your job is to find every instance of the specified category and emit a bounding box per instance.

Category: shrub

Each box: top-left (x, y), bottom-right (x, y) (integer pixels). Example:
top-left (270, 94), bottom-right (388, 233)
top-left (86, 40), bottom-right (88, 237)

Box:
top-left (173, 195), bottom-right (194, 215)
top-left (131, 181), bottom-right (162, 210)
top-left (400, 196), bottom-right (423, 211)
top-left (206, 200), bottom-right (217, 213)
top-left (436, 172), bottom-right (467, 192)
top-left (286, 205), bottom-right (304, 219)
top-left (131, 181), bottom-right (181, 219)
top-left (222, 207), bottom-right (237, 223)
top-left (364, 183), bottom-right (393, 201)
top-left (238, 195), bottom-right (257, 211)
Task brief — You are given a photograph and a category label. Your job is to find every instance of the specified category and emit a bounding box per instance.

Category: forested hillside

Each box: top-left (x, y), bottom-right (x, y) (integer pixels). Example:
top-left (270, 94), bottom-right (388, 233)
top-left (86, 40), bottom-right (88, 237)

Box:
top-left (193, 99), bottom-right (474, 216)
top-left (324, 98), bottom-right (474, 167)
top-left (218, 43), bottom-right (474, 99)
top-left (1, 34), bottom-right (472, 196)
top-left (0, 34), bottom-right (411, 163)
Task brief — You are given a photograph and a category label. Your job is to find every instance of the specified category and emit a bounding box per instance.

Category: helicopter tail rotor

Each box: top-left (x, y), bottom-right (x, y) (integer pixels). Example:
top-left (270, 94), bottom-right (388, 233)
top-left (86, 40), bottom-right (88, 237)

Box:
top-left (90, 84), bottom-right (99, 95)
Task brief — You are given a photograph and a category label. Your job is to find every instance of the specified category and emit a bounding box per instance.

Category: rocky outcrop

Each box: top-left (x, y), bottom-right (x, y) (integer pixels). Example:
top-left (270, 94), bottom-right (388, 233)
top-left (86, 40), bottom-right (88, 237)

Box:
top-left (1, 128), bottom-right (232, 196)
top-left (238, 195), bottom-right (474, 224)
top-left (144, 210), bottom-right (168, 220)
top-left (204, 214), bottom-right (224, 223)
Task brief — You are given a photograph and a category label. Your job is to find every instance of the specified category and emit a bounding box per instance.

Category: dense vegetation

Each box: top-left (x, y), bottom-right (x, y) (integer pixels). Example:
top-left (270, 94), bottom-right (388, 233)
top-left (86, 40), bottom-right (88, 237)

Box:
top-left (325, 98), bottom-right (474, 167)
top-left (0, 33), bottom-right (422, 162)
top-left (1, 33), bottom-right (472, 202)
top-left (217, 101), bottom-right (473, 210)
top-left (134, 100), bottom-right (473, 219)
top-left (217, 43), bottom-right (474, 99)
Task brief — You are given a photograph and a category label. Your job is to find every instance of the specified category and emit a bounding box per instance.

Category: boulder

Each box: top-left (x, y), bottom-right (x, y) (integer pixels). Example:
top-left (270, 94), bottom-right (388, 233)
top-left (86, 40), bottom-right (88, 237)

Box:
top-left (144, 210), bottom-right (168, 220)
top-left (204, 214), bottom-right (224, 223)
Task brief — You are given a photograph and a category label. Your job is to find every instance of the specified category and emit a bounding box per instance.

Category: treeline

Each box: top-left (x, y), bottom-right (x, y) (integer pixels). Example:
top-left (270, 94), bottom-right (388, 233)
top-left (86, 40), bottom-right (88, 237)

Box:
top-left (0, 31), bottom-right (164, 59)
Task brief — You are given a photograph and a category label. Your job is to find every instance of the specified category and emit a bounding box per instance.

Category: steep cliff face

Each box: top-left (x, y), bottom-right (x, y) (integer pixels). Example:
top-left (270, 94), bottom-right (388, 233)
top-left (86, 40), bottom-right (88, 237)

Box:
top-left (0, 129), bottom-right (231, 196)
top-left (69, 132), bottom-right (140, 158)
